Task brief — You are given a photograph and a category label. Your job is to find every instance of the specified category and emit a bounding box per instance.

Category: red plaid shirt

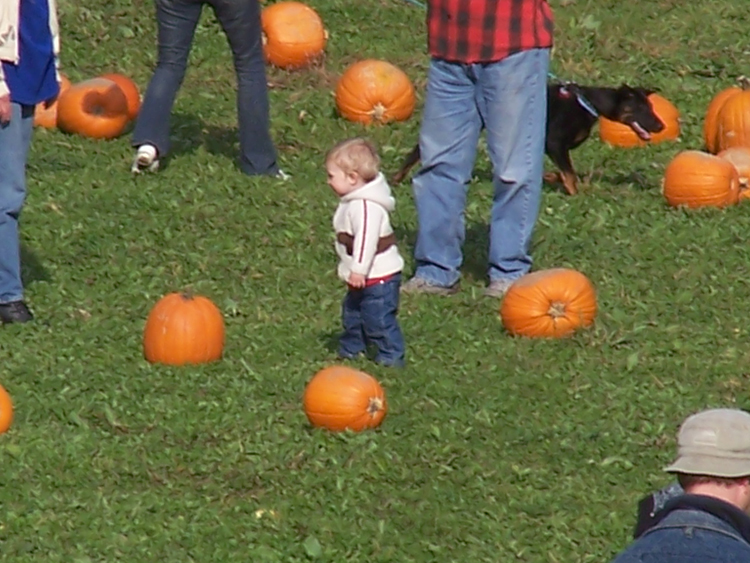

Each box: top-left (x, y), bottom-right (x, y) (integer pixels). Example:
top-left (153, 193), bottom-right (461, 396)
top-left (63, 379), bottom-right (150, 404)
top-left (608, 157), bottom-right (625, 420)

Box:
top-left (427, 0), bottom-right (554, 63)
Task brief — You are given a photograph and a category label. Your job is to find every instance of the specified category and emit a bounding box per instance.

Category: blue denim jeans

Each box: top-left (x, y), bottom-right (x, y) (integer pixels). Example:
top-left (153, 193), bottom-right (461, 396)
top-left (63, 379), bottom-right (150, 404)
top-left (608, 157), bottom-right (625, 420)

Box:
top-left (132, 0), bottom-right (279, 175)
top-left (339, 274), bottom-right (405, 367)
top-left (0, 103), bottom-right (34, 303)
top-left (412, 49), bottom-right (550, 287)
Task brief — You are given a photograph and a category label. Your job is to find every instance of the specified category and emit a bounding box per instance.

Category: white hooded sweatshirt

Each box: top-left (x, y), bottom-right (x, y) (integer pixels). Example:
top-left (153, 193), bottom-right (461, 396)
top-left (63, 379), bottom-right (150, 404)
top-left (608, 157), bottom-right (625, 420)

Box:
top-left (333, 172), bottom-right (404, 283)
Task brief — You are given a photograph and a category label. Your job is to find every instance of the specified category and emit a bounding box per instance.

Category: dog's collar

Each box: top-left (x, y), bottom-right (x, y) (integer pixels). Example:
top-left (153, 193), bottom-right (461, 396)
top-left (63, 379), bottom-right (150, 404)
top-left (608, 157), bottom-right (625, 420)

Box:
top-left (558, 84), bottom-right (599, 118)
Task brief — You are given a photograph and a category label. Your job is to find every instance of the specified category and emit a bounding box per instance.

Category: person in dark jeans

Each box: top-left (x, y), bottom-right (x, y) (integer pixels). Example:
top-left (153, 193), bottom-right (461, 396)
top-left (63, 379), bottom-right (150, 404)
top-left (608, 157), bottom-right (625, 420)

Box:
top-left (326, 138), bottom-right (405, 368)
top-left (131, 0), bottom-right (285, 178)
top-left (611, 408), bottom-right (750, 563)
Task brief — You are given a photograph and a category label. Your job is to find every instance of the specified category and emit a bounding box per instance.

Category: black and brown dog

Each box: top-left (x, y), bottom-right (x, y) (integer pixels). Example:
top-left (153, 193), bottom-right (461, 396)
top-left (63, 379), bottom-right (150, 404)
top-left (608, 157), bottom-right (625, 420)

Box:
top-left (392, 83), bottom-right (665, 195)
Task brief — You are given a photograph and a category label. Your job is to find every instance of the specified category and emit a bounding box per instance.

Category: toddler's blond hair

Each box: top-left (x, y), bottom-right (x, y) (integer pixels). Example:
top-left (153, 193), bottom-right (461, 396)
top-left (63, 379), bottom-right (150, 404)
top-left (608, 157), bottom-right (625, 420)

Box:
top-left (325, 138), bottom-right (381, 182)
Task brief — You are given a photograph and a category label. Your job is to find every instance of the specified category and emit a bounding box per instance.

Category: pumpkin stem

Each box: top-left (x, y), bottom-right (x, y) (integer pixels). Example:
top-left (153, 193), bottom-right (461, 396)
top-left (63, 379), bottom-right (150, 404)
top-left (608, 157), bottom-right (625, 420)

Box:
top-left (181, 289), bottom-right (195, 301)
top-left (367, 397), bottom-right (384, 417)
top-left (547, 302), bottom-right (567, 318)
top-left (739, 76), bottom-right (750, 91)
top-left (370, 103), bottom-right (386, 123)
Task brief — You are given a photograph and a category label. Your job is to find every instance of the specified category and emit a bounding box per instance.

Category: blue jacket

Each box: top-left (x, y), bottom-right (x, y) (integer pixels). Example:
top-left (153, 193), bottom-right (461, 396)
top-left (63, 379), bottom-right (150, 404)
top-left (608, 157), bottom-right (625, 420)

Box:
top-left (612, 495), bottom-right (750, 563)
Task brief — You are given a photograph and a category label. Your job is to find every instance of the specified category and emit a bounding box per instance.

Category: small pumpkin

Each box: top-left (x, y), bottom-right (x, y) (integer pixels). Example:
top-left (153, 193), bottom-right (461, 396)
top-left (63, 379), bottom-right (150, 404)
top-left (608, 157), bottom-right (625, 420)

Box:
top-left (718, 147), bottom-right (750, 188)
top-left (303, 365), bottom-right (387, 432)
top-left (599, 93), bottom-right (680, 147)
top-left (335, 59), bottom-right (415, 125)
top-left (100, 73), bottom-right (141, 120)
top-left (500, 268), bottom-right (597, 338)
top-left (0, 383), bottom-right (13, 434)
top-left (34, 74), bottom-right (71, 128)
top-left (261, 1), bottom-right (327, 69)
top-left (714, 77), bottom-right (750, 153)
top-left (662, 150), bottom-right (740, 209)
top-left (56, 78), bottom-right (130, 139)
top-left (704, 85), bottom-right (741, 153)
top-left (143, 292), bottom-right (225, 366)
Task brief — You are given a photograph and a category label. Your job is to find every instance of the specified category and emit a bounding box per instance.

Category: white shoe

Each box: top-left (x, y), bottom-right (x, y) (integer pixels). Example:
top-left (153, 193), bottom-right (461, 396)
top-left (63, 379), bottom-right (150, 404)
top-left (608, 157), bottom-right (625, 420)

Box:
top-left (275, 169), bottom-right (291, 180)
top-left (131, 144), bottom-right (159, 174)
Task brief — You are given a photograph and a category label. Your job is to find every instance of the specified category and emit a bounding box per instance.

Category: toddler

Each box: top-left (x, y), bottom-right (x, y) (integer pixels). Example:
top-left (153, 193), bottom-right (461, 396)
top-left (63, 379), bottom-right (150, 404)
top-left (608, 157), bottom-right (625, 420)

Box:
top-left (326, 138), bottom-right (405, 367)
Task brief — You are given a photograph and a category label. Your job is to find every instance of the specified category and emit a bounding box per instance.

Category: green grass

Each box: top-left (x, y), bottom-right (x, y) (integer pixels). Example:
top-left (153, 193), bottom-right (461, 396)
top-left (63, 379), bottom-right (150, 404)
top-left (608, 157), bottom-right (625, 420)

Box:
top-left (3, 0), bottom-right (750, 561)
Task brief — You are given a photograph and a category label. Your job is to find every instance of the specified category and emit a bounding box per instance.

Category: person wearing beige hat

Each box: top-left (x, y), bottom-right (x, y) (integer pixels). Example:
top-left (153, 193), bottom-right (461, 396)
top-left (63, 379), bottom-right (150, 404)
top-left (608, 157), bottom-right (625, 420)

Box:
top-left (611, 408), bottom-right (750, 562)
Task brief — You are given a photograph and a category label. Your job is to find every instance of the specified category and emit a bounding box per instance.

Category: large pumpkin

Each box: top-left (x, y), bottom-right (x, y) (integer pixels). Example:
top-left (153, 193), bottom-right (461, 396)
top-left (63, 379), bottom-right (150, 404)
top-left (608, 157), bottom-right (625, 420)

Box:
top-left (713, 78), bottom-right (750, 153)
top-left (143, 292), bottom-right (225, 366)
top-left (0, 383), bottom-right (13, 434)
top-left (662, 150), bottom-right (740, 209)
top-left (500, 269), bottom-right (597, 338)
top-left (704, 85), bottom-right (741, 153)
top-left (303, 366), bottom-right (387, 432)
top-left (56, 78), bottom-right (130, 139)
top-left (335, 60), bottom-right (415, 125)
top-left (261, 1), bottom-right (327, 69)
top-left (100, 73), bottom-right (141, 120)
top-left (599, 93), bottom-right (680, 147)
top-left (34, 74), bottom-right (71, 128)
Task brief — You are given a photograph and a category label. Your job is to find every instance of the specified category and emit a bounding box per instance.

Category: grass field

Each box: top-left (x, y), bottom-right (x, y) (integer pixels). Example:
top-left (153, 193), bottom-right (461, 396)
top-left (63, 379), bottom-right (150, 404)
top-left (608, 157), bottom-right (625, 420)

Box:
top-left (3, 0), bottom-right (750, 561)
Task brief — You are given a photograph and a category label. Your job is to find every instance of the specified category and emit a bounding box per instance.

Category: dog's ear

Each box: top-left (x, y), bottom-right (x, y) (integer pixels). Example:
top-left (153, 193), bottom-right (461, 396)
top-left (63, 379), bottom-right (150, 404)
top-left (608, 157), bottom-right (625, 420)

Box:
top-left (619, 83), bottom-right (656, 97)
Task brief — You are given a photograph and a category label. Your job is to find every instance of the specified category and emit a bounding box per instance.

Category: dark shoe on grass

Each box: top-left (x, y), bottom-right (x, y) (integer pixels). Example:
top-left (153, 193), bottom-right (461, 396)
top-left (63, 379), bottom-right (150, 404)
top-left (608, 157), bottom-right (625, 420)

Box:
top-left (0, 301), bottom-right (34, 324)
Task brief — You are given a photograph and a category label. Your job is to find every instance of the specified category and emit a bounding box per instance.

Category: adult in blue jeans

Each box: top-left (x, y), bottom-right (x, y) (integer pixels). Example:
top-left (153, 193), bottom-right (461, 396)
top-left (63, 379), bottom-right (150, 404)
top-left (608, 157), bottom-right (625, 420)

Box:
top-left (131, 0), bottom-right (284, 177)
top-left (400, 0), bottom-right (554, 297)
top-left (0, 0), bottom-right (61, 324)
top-left (610, 408), bottom-right (750, 563)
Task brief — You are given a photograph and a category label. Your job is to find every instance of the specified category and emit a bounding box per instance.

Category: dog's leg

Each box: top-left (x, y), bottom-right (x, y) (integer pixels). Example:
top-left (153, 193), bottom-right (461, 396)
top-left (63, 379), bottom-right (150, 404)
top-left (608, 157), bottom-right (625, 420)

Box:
top-left (392, 145), bottom-right (421, 185)
top-left (545, 144), bottom-right (578, 196)
top-left (543, 171), bottom-right (561, 184)
top-left (559, 171), bottom-right (578, 196)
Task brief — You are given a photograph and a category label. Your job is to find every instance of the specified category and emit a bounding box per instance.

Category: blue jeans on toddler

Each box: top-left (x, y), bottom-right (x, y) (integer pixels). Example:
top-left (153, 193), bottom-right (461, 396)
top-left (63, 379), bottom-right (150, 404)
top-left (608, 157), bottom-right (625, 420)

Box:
top-left (339, 273), bottom-right (405, 367)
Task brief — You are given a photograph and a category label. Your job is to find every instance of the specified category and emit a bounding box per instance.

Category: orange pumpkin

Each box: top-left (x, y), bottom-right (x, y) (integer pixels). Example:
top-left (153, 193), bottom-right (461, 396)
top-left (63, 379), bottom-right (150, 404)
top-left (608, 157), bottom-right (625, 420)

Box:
top-left (303, 366), bottom-right (387, 432)
top-left (704, 85), bottom-right (741, 153)
top-left (335, 60), bottom-right (416, 125)
top-left (0, 383), bottom-right (13, 434)
top-left (714, 78), bottom-right (750, 153)
top-left (34, 74), bottom-right (71, 128)
top-left (718, 147), bottom-right (750, 188)
top-left (662, 150), bottom-right (740, 209)
top-left (500, 269), bottom-right (597, 338)
top-left (599, 93), bottom-right (680, 147)
top-left (100, 73), bottom-right (141, 120)
top-left (143, 292), bottom-right (225, 366)
top-left (261, 1), bottom-right (327, 69)
top-left (57, 78), bottom-right (130, 139)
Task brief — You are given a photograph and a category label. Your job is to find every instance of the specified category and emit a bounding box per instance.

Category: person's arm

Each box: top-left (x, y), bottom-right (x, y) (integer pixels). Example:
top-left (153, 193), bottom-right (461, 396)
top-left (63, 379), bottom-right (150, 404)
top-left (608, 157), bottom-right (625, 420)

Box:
top-left (48, 0), bottom-right (62, 105)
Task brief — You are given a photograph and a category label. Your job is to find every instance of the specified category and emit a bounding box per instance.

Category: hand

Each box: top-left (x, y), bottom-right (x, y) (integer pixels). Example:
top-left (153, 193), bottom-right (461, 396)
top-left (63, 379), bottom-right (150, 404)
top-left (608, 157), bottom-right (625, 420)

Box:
top-left (0, 95), bottom-right (11, 124)
top-left (348, 273), bottom-right (366, 288)
top-left (43, 93), bottom-right (58, 109)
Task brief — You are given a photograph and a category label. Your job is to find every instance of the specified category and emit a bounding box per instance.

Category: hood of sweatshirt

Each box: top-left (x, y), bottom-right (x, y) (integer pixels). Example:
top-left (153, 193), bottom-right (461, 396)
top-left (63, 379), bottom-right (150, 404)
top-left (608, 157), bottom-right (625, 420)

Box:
top-left (340, 172), bottom-right (395, 212)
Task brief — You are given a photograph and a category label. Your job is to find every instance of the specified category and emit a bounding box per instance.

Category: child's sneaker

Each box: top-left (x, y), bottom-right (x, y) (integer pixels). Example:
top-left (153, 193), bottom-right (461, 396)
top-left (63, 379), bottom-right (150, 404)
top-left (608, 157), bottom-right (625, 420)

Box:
top-left (131, 144), bottom-right (159, 174)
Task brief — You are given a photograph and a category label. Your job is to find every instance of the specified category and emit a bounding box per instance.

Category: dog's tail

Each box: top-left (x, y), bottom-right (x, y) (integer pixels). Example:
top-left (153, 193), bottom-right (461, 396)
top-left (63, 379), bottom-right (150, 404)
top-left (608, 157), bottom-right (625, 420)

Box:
top-left (392, 144), bottom-right (421, 185)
